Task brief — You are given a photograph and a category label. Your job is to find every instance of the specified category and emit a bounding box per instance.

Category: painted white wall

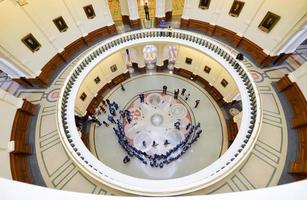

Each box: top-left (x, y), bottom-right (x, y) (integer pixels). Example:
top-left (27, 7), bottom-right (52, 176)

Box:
top-left (183, 0), bottom-right (307, 55)
top-left (156, 0), bottom-right (166, 18)
top-left (0, 46), bottom-right (35, 77)
top-left (1, 174), bottom-right (307, 200)
top-left (0, 89), bottom-right (23, 179)
top-left (0, 0), bottom-right (114, 79)
top-left (0, 57), bottom-right (27, 78)
top-left (289, 62), bottom-right (307, 100)
top-left (165, 0), bottom-right (172, 13)
top-left (215, 0), bottom-right (265, 36)
top-left (63, 0), bottom-right (112, 37)
top-left (176, 46), bottom-right (238, 102)
top-left (243, 0), bottom-right (307, 55)
top-left (22, 0), bottom-right (82, 53)
top-left (119, 0), bottom-right (129, 16)
top-left (0, 0), bottom-right (58, 77)
top-left (127, 0), bottom-right (139, 20)
top-left (75, 51), bottom-right (127, 115)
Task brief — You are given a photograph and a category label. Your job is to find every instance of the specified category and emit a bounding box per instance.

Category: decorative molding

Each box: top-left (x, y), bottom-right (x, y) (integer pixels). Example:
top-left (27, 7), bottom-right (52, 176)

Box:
top-left (121, 15), bottom-right (130, 25)
top-left (213, 26), bottom-right (241, 47)
top-left (10, 99), bottom-right (35, 183)
top-left (276, 75), bottom-right (292, 92)
top-left (14, 25), bottom-right (117, 88)
top-left (130, 19), bottom-right (141, 29)
top-left (84, 27), bottom-right (109, 45)
top-left (165, 11), bottom-right (172, 22)
top-left (16, 0), bottom-right (27, 6)
top-left (61, 37), bottom-right (87, 61)
top-left (278, 75), bottom-right (307, 176)
top-left (180, 18), bottom-right (288, 66)
top-left (187, 19), bottom-right (216, 35)
top-left (155, 17), bottom-right (165, 28)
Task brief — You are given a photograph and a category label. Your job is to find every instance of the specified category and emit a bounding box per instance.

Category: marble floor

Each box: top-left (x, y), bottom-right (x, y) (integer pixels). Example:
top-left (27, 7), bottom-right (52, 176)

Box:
top-left (6, 32), bottom-right (305, 196)
top-left (93, 74), bottom-right (227, 180)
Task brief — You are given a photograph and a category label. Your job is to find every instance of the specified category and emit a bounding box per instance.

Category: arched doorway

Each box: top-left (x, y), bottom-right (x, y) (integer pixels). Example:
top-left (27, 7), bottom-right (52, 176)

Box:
top-left (143, 44), bottom-right (157, 70)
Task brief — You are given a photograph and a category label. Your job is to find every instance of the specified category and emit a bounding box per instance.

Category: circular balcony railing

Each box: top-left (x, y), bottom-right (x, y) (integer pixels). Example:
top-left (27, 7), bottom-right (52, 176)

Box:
top-left (57, 28), bottom-right (262, 196)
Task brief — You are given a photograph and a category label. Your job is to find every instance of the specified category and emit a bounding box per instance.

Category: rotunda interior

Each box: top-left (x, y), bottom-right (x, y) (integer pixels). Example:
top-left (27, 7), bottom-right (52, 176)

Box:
top-left (0, 0), bottom-right (307, 199)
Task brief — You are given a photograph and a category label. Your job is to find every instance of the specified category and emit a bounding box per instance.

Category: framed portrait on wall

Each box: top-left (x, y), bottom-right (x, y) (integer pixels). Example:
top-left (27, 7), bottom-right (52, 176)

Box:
top-left (229, 0), bottom-right (245, 17)
top-left (21, 33), bottom-right (41, 53)
top-left (204, 66), bottom-right (211, 73)
top-left (185, 57), bottom-right (193, 65)
top-left (199, 0), bottom-right (211, 10)
top-left (94, 76), bottom-right (101, 84)
top-left (110, 64), bottom-right (118, 72)
top-left (221, 79), bottom-right (228, 88)
top-left (53, 16), bottom-right (68, 32)
top-left (80, 92), bottom-right (87, 101)
top-left (258, 11), bottom-right (280, 33)
top-left (83, 4), bottom-right (96, 19)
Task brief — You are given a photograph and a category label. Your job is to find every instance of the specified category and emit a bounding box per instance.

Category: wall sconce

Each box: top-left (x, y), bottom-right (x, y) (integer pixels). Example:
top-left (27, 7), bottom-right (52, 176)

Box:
top-left (16, 0), bottom-right (28, 6)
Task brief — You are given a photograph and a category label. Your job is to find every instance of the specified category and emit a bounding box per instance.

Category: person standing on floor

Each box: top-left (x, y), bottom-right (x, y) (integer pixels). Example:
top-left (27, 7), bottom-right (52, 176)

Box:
top-left (102, 121), bottom-right (109, 127)
top-left (163, 85), bottom-right (167, 94)
top-left (194, 100), bottom-right (200, 108)
top-left (120, 83), bottom-right (126, 91)
top-left (106, 99), bottom-right (111, 106)
top-left (99, 104), bottom-right (106, 113)
top-left (185, 93), bottom-right (190, 101)
top-left (111, 108), bottom-right (117, 116)
top-left (90, 115), bottom-right (102, 126)
top-left (144, 2), bottom-right (150, 20)
top-left (108, 115), bottom-right (116, 124)
top-left (174, 89), bottom-right (179, 99)
top-left (139, 93), bottom-right (145, 103)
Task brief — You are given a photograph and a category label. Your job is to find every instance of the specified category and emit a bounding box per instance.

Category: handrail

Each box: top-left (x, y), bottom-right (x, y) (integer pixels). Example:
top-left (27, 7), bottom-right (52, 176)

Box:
top-left (57, 28), bottom-right (262, 196)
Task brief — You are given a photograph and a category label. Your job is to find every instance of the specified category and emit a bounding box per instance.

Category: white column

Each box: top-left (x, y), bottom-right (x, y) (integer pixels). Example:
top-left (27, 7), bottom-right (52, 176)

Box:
top-left (0, 88), bottom-right (23, 179)
top-left (288, 62), bottom-right (307, 82)
top-left (156, 44), bottom-right (164, 67)
top-left (182, 0), bottom-right (192, 19)
top-left (277, 28), bottom-right (307, 54)
top-left (127, 0), bottom-right (139, 20)
top-left (156, 0), bottom-right (166, 18)
top-left (165, 0), bottom-right (173, 13)
top-left (136, 46), bottom-right (145, 67)
top-left (102, 0), bottom-right (114, 26)
top-left (0, 46), bottom-right (35, 78)
top-left (119, 0), bottom-right (129, 16)
top-left (288, 62), bottom-right (307, 99)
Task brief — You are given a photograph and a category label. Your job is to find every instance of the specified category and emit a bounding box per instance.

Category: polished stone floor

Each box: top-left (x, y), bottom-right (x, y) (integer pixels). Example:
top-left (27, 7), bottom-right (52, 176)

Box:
top-left (94, 74), bottom-right (227, 179)
top-left (14, 31), bottom-right (297, 195)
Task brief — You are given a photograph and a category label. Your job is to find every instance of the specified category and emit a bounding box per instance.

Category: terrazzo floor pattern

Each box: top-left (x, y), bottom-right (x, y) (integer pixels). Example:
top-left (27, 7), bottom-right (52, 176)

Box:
top-left (93, 74), bottom-right (227, 180)
top-left (21, 33), bottom-right (291, 195)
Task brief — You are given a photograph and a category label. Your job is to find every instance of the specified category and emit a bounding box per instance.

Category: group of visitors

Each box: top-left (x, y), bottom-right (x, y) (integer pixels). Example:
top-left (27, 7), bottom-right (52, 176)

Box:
top-left (162, 85), bottom-right (200, 108)
top-left (112, 117), bottom-right (203, 168)
top-left (83, 82), bottom-right (204, 168)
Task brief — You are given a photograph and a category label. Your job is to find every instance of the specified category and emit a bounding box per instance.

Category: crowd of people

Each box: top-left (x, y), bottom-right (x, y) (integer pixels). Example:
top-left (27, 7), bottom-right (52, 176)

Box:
top-left (113, 118), bottom-right (203, 168)
top-left (78, 83), bottom-right (204, 168)
top-left (162, 85), bottom-right (200, 108)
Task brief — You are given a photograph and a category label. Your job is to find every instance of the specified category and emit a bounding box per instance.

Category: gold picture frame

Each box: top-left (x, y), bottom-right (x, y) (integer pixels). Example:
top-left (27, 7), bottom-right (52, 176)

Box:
top-left (53, 16), bottom-right (68, 32)
top-left (229, 0), bottom-right (245, 17)
top-left (221, 79), bottom-right (228, 88)
top-left (83, 4), bottom-right (96, 19)
top-left (204, 66), bottom-right (211, 73)
top-left (110, 64), bottom-right (118, 72)
top-left (94, 76), bottom-right (101, 84)
top-left (258, 11), bottom-right (280, 33)
top-left (21, 33), bottom-right (41, 53)
top-left (185, 57), bottom-right (192, 65)
top-left (80, 92), bottom-right (87, 101)
top-left (199, 0), bottom-right (211, 10)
